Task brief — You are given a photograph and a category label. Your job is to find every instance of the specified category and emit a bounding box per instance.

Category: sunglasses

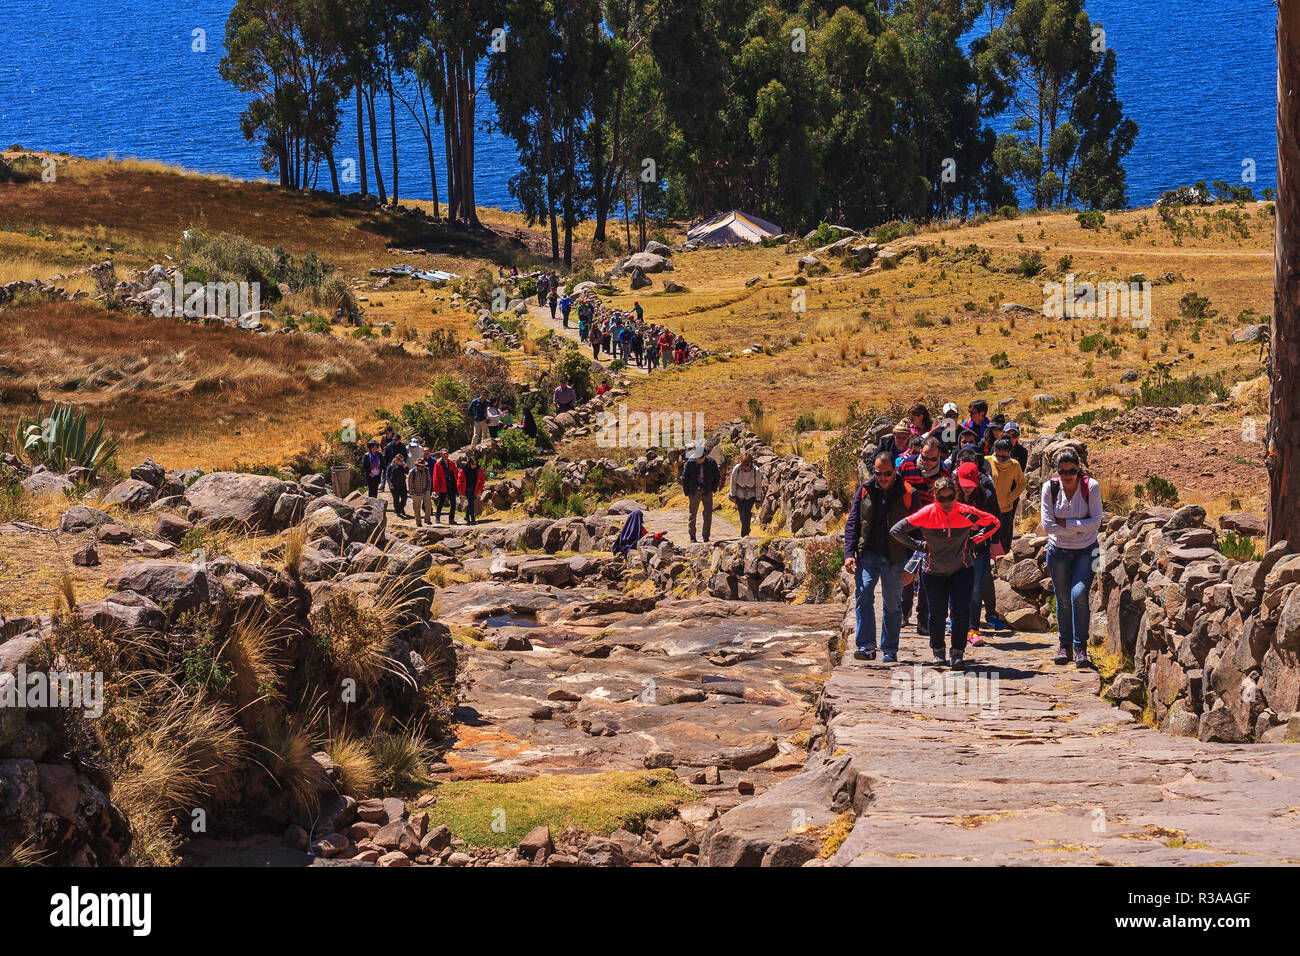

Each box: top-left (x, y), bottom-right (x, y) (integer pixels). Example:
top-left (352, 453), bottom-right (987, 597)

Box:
top-left (937, 493), bottom-right (957, 503)
top-left (920, 454), bottom-right (939, 463)
top-left (1058, 467), bottom-right (1079, 476)
top-left (877, 469), bottom-right (896, 478)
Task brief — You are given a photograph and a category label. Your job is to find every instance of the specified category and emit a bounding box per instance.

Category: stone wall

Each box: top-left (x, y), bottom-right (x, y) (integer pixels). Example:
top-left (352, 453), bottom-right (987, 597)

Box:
top-left (1092, 505), bottom-right (1298, 743)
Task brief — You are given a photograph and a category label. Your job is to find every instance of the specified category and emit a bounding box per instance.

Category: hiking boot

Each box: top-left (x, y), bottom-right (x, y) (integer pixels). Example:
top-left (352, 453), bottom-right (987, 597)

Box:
top-left (928, 655), bottom-right (948, 668)
top-left (853, 649), bottom-right (876, 662)
top-left (986, 615), bottom-right (1006, 631)
top-left (1075, 648), bottom-right (1092, 669)
top-left (1053, 646), bottom-right (1071, 665)
top-left (968, 629), bottom-right (984, 647)
top-left (882, 653), bottom-right (898, 664)
top-left (949, 654), bottom-right (965, 672)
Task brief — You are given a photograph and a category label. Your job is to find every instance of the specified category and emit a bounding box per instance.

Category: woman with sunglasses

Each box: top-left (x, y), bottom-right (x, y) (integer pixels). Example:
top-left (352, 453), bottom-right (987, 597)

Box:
top-left (1041, 448), bottom-right (1103, 667)
top-left (890, 475), bottom-right (999, 671)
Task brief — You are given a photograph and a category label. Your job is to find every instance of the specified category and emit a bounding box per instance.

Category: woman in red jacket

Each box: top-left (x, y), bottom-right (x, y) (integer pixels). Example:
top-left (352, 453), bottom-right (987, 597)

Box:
top-left (456, 453), bottom-right (487, 525)
top-left (431, 449), bottom-right (461, 525)
top-left (889, 475), bottom-right (999, 670)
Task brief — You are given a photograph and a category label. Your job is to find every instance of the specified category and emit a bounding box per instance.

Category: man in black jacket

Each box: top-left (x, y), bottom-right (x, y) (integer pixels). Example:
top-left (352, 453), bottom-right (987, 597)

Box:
top-left (681, 446), bottom-right (721, 543)
top-left (843, 451), bottom-right (915, 662)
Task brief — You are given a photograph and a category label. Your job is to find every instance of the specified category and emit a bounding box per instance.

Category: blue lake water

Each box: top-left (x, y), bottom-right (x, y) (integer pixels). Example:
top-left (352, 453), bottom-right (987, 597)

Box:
top-left (0, 0), bottom-right (1279, 211)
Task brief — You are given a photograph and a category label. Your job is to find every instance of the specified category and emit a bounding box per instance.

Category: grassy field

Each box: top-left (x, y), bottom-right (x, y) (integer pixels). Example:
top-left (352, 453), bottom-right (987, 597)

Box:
top-left (0, 151), bottom-right (1274, 517)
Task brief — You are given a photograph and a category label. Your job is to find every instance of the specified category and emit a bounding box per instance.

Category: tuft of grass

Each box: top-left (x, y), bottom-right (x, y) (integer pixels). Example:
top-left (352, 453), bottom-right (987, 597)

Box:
top-left (111, 683), bottom-right (246, 865)
top-left (327, 733), bottom-right (379, 798)
top-left (422, 769), bottom-right (696, 848)
top-left (257, 720), bottom-right (329, 817)
top-left (370, 724), bottom-right (434, 793)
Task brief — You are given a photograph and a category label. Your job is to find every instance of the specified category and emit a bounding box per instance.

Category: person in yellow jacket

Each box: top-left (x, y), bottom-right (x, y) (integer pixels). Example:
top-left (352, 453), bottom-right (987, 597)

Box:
top-left (986, 437), bottom-right (1026, 548)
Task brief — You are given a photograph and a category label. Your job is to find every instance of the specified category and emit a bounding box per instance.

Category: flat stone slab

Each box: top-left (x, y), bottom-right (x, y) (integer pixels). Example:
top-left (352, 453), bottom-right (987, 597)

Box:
top-left (818, 626), bottom-right (1300, 866)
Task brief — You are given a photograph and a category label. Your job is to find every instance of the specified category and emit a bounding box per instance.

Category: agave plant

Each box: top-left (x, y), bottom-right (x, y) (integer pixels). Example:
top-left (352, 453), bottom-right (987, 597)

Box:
top-left (18, 404), bottom-right (121, 476)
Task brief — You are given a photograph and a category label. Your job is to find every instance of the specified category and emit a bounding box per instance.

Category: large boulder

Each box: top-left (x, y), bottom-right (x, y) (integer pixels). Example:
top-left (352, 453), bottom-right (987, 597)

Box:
top-left (619, 252), bottom-right (673, 274)
top-left (59, 506), bottom-right (113, 534)
top-left (105, 561), bottom-right (212, 615)
top-left (186, 472), bottom-right (289, 532)
top-left (102, 478), bottom-right (156, 511)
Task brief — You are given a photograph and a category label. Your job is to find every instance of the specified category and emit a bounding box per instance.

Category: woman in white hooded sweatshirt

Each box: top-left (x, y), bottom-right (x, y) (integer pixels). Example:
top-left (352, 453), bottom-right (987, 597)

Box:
top-left (1041, 448), bottom-right (1103, 667)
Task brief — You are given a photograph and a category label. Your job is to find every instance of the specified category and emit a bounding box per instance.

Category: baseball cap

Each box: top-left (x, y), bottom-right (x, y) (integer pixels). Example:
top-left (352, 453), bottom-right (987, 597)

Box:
top-left (956, 461), bottom-right (980, 491)
top-left (942, 401), bottom-right (959, 416)
top-left (1004, 422), bottom-right (1020, 434)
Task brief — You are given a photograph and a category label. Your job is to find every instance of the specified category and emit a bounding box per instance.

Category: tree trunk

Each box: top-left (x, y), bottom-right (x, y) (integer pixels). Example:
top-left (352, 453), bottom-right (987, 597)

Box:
top-left (356, 84), bottom-right (368, 196)
top-left (1271, 5), bottom-right (1300, 545)
top-left (326, 147), bottom-right (340, 194)
top-left (366, 86), bottom-right (388, 205)
top-left (458, 50), bottom-right (479, 226)
top-left (387, 54), bottom-right (398, 205)
top-left (420, 82), bottom-right (439, 219)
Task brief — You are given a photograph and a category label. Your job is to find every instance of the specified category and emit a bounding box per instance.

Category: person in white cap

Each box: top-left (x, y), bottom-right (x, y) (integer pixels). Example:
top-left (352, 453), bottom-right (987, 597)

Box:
top-left (928, 402), bottom-right (961, 455)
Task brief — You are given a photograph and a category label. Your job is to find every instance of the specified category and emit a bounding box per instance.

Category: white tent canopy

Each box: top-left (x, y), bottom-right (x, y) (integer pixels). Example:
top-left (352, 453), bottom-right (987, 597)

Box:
top-left (686, 209), bottom-right (782, 246)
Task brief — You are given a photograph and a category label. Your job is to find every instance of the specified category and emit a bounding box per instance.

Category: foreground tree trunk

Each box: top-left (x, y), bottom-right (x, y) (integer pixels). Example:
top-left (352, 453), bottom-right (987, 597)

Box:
top-left (1272, 5), bottom-right (1300, 545)
top-left (356, 85), bottom-right (368, 196)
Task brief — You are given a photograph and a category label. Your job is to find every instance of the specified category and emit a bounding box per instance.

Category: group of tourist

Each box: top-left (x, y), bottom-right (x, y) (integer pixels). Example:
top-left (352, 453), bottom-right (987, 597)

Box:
top-left (466, 389), bottom-right (538, 445)
top-left (362, 426), bottom-right (487, 527)
top-left (845, 399), bottom-right (1101, 673)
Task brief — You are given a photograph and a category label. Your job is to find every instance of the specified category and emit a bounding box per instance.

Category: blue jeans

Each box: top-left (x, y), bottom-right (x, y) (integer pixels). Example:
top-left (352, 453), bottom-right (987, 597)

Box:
top-left (1046, 542), bottom-right (1099, 651)
top-left (970, 544), bottom-right (996, 622)
top-left (923, 566), bottom-right (974, 657)
top-left (854, 551), bottom-right (905, 654)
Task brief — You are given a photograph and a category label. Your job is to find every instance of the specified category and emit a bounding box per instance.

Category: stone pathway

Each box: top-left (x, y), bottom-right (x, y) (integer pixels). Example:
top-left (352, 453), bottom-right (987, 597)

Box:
top-left (526, 296), bottom-right (650, 376)
top-left (641, 507), bottom-right (739, 544)
top-left (819, 622), bottom-right (1300, 865)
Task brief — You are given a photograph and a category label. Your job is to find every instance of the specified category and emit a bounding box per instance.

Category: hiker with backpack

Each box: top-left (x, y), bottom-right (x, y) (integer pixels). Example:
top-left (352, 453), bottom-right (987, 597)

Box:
top-left (844, 450), bottom-right (915, 662)
top-left (673, 333), bottom-right (688, 365)
top-left (537, 273), bottom-right (549, 306)
top-left (728, 451), bottom-right (763, 538)
top-left (548, 287), bottom-right (558, 321)
top-left (1041, 449), bottom-right (1103, 668)
top-left (432, 448), bottom-right (460, 525)
top-left (681, 445), bottom-right (721, 543)
top-left (560, 293), bottom-right (573, 328)
top-left (457, 453), bottom-right (486, 525)
top-left (408, 455), bottom-right (433, 527)
top-left (890, 474), bottom-right (1000, 672)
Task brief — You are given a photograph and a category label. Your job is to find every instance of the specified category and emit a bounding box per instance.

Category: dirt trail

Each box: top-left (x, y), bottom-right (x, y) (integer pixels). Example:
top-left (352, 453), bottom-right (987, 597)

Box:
top-left (527, 295), bottom-right (650, 376)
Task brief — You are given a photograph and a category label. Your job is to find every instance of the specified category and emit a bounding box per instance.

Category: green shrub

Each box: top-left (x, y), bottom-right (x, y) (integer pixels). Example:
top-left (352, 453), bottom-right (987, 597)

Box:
top-left (554, 345), bottom-right (594, 401)
top-left (1059, 407), bottom-right (1119, 431)
top-left (1013, 251), bottom-right (1044, 278)
top-left (1136, 475), bottom-right (1179, 507)
top-left (499, 428), bottom-right (537, 467)
top-left (1077, 210), bottom-right (1106, 230)
top-left (1219, 531), bottom-right (1259, 562)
